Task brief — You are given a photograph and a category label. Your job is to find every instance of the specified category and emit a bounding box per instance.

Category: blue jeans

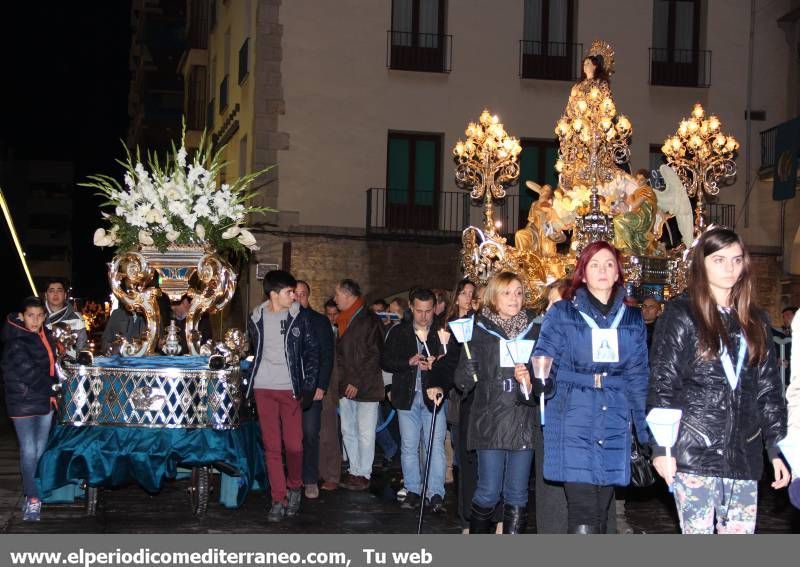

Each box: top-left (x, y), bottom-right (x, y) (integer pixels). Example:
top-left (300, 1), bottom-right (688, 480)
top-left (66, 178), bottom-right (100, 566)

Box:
top-left (398, 391), bottom-right (447, 499)
top-left (473, 449), bottom-right (533, 508)
top-left (375, 402), bottom-right (398, 460)
top-left (339, 398), bottom-right (379, 479)
top-left (13, 412), bottom-right (53, 499)
top-left (302, 400), bottom-right (322, 484)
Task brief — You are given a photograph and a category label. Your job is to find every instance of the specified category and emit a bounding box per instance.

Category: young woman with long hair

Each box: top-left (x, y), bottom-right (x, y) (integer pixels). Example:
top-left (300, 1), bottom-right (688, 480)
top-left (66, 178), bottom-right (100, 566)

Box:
top-left (648, 227), bottom-right (789, 533)
top-left (454, 272), bottom-right (550, 534)
top-left (533, 241), bottom-right (650, 533)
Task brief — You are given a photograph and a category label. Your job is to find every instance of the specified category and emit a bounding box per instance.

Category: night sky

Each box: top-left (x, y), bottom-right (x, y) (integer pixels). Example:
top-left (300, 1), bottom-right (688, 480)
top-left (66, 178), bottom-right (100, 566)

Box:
top-left (0, 1), bottom-right (132, 316)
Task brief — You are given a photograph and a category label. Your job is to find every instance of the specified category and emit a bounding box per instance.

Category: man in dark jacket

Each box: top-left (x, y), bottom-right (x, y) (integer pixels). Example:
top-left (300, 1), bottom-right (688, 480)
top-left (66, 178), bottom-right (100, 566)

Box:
top-left (381, 288), bottom-right (452, 512)
top-left (295, 280), bottom-right (334, 499)
top-left (333, 279), bottom-right (385, 491)
top-left (247, 270), bottom-right (319, 522)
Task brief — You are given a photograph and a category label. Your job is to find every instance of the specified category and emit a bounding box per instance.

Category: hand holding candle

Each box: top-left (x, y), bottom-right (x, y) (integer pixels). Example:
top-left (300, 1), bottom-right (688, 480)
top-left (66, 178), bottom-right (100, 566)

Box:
top-left (448, 317), bottom-right (478, 382)
top-left (531, 356), bottom-right (553, 426)
top-left (646, 408), bottom-right (682, 493)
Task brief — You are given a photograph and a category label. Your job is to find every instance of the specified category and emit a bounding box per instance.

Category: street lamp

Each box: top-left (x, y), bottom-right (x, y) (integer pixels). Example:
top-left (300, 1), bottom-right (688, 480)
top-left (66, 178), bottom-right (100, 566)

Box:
top-left (661, 103), bottom-right (738, 236)
top-left (453, 109), bottom-right (522, 236)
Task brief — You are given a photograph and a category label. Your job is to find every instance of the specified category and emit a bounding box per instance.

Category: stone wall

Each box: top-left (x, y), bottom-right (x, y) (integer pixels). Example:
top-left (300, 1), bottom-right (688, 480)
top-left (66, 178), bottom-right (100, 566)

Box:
top-left (751, 252), bottom-right (783, 325)
top-left (245, 229), bottom-right (463, 313)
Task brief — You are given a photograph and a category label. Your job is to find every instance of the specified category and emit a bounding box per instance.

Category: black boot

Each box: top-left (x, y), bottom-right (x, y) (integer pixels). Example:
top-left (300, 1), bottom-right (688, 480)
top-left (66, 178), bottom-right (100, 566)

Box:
top-left (571, 524), bottom-right (598, 534)
top-left (502, 504), bottom-right (528, 534)
top-left (469, 503), bottom-right (496, 534)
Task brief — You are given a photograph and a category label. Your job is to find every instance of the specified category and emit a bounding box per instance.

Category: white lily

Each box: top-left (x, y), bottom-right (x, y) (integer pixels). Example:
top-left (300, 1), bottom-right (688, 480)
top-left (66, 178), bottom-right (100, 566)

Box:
top-left (166, 229), bottom-right (181, 242)
top-left (237, 228), bottom-right (259, 250)
top-left (138, 230), bottom-right (155, 246)
top-left (195, 224), bottom-right (206, 240)
top-left (221, 225), bottom-right (241, 239)
top-left (93, 228), bottom-right (115, 247)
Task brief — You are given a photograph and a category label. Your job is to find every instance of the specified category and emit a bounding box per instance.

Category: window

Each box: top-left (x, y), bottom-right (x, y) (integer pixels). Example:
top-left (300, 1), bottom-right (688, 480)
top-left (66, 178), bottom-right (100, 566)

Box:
top-left (650, 0), bottom-right (710, 87)
top-left (209, 0), bottom-right (217, 31)
top-left (239, 136), bottom-right (248, 178)
top-left (385, 132), bottom-right (442, 230)
top-left (187, 66), bottom-right (207, 131)
top-left (389, 0), bottom-right (450, 72)
top-left (520, 0), bottom-right (577, 80)
top-left (238, 38), bottom-right (249, 84)
top-left (516, 139), bottom-right (559, 233)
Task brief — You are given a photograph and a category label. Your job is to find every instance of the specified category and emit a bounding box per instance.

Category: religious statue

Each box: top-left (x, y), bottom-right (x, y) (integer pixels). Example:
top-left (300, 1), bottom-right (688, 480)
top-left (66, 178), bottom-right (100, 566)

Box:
top-left (613, 169), bottom-right (659, 256)
top-left (514, 181), bottom-right (564, 258)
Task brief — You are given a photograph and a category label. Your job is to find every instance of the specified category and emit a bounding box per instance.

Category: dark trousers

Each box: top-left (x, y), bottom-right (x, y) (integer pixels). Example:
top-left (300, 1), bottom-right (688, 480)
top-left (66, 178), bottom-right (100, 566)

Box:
top-left (564, 482), bottom-right (615, 532)
top-left (318, 391), bottom-right (341, 484)
top-left (302, 400), bottom-right (322, 485)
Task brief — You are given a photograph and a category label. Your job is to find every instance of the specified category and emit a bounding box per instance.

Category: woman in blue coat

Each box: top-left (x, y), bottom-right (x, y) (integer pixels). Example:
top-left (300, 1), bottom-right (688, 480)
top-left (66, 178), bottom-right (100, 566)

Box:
top-left (533, 241), bottom-right (650, 533)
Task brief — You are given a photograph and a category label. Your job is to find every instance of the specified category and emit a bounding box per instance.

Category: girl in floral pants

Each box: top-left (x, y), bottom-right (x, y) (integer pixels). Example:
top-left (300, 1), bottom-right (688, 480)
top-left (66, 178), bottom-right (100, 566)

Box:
top-left (673, 473), bottom-right (758, 534)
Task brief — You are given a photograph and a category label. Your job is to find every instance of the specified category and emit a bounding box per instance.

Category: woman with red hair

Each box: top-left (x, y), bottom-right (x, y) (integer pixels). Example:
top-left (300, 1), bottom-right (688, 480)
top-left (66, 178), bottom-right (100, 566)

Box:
top-left (533, 241), bottom-right (650, 533)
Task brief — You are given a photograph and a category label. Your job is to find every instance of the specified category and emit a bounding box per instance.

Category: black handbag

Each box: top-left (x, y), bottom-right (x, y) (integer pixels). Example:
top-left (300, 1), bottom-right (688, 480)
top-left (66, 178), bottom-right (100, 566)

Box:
top-left (630, 430), bottom-right (656, 488)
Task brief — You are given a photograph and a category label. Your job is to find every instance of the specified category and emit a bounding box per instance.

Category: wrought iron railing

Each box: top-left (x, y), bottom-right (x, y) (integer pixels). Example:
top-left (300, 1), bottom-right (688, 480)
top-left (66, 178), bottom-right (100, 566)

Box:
top-left (760, 125), bottom-right (777, 173)
top-left (187, 0), bottom-right (209, 49)
top-left (707, 202), bottom-right (735, 228)
top-left (186, 66), bottom-right (207, 131)
top-left (387, 31), bottom-right (452, 73)
top-left (519, 40), bottom-right (582, 81)
top-left (649, 48), bottom-right (711, 87)
top-left (366, 188), bottom-right (469, 238)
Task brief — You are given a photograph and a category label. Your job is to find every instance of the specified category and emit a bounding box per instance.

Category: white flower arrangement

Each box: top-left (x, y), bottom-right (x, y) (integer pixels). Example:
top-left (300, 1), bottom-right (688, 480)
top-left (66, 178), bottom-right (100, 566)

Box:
top-left (83, 128), bottom-right (271, 255)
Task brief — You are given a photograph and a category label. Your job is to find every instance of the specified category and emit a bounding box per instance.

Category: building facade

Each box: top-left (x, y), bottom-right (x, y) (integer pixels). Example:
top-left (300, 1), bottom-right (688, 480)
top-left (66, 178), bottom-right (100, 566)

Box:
top-left (187, 0), bottom-right (799, 316)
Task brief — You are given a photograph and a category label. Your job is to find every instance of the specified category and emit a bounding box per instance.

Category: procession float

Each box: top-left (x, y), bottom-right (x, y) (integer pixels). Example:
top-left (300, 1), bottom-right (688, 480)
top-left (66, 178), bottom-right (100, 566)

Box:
top-left (37, 131), bottom-right (270, 516)
top-left (457, 41), bottom-right (739, 304)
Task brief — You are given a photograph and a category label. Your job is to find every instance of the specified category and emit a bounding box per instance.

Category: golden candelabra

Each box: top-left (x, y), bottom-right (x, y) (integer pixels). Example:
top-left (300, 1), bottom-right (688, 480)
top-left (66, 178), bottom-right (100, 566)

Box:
top-left (454, 109), bottom-right (522, 236)
top-left (661, 103), bottom-right (738, 236)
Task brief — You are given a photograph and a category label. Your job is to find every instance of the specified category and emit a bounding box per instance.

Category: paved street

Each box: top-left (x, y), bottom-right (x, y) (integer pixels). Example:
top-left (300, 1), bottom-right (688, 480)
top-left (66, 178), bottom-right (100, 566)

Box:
top-left (1, 430), bottom-right (798, 534)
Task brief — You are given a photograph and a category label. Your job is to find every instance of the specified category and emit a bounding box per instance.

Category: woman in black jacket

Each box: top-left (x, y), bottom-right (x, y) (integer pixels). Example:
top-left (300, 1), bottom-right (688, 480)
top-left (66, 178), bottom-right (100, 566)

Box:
top-left (1, 297), bottom-right (59, 522)
top-left (455, 272), bottom-right (552, 534)
top-left (648, 227), bottom-right (789, 533)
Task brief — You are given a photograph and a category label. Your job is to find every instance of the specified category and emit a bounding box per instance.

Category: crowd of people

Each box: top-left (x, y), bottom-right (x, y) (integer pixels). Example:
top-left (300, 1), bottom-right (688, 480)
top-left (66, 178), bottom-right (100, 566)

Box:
top-left (2, 227), bottom-right (799, 532)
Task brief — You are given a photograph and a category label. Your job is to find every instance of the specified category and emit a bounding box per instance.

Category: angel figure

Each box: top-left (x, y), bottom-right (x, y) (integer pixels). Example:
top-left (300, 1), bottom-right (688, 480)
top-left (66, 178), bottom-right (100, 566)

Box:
top-left (612, 169), bottom-right (659, 256)
top-left (655, 164), bottom-right (693, 247)
top-left (514, 181), bottom-right (565, 258)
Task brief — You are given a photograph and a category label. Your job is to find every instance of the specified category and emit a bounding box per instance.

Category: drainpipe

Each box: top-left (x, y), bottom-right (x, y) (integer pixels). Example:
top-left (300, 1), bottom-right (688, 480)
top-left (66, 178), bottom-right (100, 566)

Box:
top-left (744, 0), bottom-right (755, 227)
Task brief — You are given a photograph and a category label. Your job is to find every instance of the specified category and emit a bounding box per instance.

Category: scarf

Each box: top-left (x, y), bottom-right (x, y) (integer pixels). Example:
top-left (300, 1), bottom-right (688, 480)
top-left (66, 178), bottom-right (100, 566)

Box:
top-left (336, 297), bottom-right (365, 338)
top-left (481, 306), bottom-right (531, 339)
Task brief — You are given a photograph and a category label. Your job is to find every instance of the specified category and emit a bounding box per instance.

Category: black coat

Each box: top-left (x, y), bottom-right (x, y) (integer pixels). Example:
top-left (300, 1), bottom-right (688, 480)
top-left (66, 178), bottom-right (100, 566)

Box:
top-left (647, 295), bottom-right (787, 480)
top-left (380, 321), bottom-right (455, 411)
top-left (305, 307), bottom-right (335, 392)
top-left (1, 314), bottom-right (58, 417)
top-left (454, 311), bottom-right (544, 451)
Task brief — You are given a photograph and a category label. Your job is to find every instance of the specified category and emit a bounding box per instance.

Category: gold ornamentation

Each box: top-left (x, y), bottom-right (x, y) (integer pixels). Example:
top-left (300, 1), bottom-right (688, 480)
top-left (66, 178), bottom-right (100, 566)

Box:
top-left (661, 103), bottom-right (738, 237)
top-left (588, 40), bottom-right (615, 76)
top-left (109, 252), bottom-right (160, 356)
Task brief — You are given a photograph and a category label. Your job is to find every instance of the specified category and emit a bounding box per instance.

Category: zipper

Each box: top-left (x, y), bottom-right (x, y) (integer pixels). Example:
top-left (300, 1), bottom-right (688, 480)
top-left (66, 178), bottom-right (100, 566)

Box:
top-left (745, 428), bottom-right (761, 443)
top-left (682, 419), bottom-right (712, 447)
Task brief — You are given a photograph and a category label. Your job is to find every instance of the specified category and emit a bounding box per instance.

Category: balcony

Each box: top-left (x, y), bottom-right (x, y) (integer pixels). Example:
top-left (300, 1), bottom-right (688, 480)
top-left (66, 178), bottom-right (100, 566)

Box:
top-left (649, 48), bottom-right (711, 88)
top-left (707, 202), bottom-right (735, 228)
top-left (759, 125), bottom-right (777, 178)
top-left (186, 66), bottom-right (207, 132)
top-left (387, 31), bottom-right (452, 73)
top-left (219, 75), bottom-right (229, 113)
top-left (366, 188), bottom-right (469, 239)
top-left (186, 0), bottom-right (209, 49)
top-left (519, 41), bottom-right (582, 81)
top-left (238, 38), bottom-right (249, 84)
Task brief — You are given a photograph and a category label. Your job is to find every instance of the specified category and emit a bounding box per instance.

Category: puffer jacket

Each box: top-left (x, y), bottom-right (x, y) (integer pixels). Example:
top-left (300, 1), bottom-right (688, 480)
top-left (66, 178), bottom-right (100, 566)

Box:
top-left (247, 301), bottom-right (320, 402)
top-left (534, 287), bottom-right (651, 486)
top-left (647, 294), bottom-right (787, 481)
top-left (1, 314), bottom-right (58, 417)
top-left (454, 310), bottom-right (544, 451)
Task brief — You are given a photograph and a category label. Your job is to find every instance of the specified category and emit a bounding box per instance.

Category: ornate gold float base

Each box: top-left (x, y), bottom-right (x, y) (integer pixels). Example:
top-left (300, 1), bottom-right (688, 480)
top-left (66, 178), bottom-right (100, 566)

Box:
top-left (109, 246), bottom-right (237, 356)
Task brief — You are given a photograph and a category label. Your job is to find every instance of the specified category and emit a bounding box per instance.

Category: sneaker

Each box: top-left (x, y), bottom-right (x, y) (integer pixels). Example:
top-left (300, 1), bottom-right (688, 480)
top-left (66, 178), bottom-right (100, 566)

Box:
top-left (400, 491), bottom-right (421, 510)
top-left (396, 487), bottom-right (408, 502)
top-left (426, 494), bottom-right (446, 513)
top-left (267, 501), bottom-right (286, 522)
top-left (304, 483), bottom-right (319, 499)
top-left (286, 488), bottom-right (302, 516)
top-left (23, 498), bottom-right (41, 522)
